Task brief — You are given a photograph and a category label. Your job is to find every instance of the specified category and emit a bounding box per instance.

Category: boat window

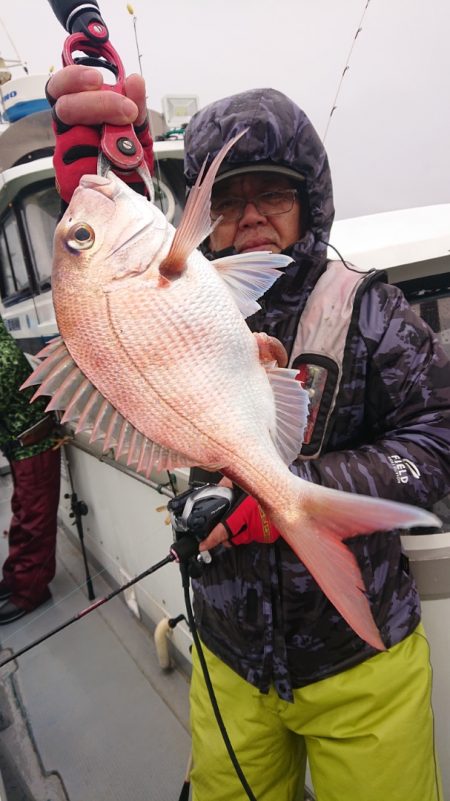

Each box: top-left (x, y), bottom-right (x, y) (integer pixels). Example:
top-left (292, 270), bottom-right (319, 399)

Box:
top-left (398, 272), bottom-right (450, 361)
top-left (153, 159), bottom-right (186, 226)
top-left (0, 222), bottom-right (16, 296)
top-left (412, 294), bottom-right (450, 360)
top-left (402, 282), bottom-right (450, 527)
top-left (0, 209), bottom-right (30, 300)
top-left (153, 178), bottom-right (177, 223)
top-left (21, 184), bottom-right (60, 288)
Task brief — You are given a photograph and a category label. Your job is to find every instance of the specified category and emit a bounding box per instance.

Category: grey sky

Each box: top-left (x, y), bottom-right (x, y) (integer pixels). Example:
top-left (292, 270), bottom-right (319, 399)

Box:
top-left (1, 0), bottom-right (449, 219)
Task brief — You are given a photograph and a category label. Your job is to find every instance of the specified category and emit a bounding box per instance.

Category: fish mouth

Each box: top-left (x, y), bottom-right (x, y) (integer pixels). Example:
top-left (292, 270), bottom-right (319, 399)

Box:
top-left (75, 175), bottom-right (153, 266)
top-left (73, 173), bottom-right (164, 278)
top-left (79, 174), bottom-right (120, 201)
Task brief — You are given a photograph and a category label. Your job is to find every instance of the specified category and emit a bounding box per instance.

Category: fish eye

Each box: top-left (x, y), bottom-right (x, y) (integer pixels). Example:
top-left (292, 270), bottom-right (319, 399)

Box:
top-left (66, 223), bottom-right (95, 251)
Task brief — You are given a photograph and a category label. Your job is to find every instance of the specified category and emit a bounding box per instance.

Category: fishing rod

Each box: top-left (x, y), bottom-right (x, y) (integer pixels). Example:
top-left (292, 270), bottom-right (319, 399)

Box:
top-left (0, 482), bottom-right (257, 800)
top-left (126, 3), bottom-right (143, 77)
top-left (0, 551), bottom-right (174, 669)
top-left (0, 484), bottom-right (236, 670)
top-left (322, 0), bottom-right (372, 143)
top-left (47, 0), bottom-right (109, 42)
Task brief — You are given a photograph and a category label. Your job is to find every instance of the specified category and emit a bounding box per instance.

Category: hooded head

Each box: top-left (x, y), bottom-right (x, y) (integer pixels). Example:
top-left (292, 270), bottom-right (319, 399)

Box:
top-left (184, 88), bottom-right (334, 257)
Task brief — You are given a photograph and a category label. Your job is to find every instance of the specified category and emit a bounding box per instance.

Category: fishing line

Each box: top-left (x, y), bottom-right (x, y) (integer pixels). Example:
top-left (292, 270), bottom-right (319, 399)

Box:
top-left (124, 6), bottom-right (179, 219)
top-left (126, 3), bottom-right (166, 217)
top-left (322, 0), bottom-right (372, 143)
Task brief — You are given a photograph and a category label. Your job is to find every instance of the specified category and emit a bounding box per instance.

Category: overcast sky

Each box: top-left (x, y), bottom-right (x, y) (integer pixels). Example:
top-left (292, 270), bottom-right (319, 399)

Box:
top-left (1, 0), bottom-right (449, 219)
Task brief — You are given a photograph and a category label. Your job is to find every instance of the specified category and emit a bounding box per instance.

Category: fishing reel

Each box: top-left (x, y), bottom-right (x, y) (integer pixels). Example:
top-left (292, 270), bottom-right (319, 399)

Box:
top-left (168, 484), bottom-right (241, 576)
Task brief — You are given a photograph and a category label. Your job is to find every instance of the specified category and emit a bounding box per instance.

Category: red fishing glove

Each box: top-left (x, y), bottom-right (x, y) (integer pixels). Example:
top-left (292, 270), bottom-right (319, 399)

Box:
top-left (224, 496), bottom-right (281, 545)
top-left (46, 84), bottom-right (154, 205)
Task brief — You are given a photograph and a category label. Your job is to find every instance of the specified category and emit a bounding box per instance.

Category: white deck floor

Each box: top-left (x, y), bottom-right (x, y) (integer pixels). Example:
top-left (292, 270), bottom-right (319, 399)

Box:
top-left (0, 472), bottom-right (191, 801)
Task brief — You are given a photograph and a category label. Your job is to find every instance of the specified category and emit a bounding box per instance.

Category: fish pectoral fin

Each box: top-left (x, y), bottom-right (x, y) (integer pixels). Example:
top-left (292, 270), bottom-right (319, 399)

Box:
top-left (212, 252), bottom-right (291, 317)
top-left (266, 367), bottom-right (309, 465)
top-left (254, 332), bottom-right (288, 367)
top-left (159, 129), bottom-right (248, 279)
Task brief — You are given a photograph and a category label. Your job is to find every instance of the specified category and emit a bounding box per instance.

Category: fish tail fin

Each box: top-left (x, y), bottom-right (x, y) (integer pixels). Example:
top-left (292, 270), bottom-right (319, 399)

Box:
top-left (275, 481), bottom-right (440, 650)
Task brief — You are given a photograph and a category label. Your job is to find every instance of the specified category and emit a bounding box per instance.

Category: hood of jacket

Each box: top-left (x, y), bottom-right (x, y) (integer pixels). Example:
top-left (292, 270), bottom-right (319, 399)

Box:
top-left (184, 87), bottom-right (335, 258)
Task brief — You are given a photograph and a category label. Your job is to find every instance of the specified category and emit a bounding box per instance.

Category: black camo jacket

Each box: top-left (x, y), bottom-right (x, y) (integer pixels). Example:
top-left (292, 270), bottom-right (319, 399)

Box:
top-left (185, 88), bottom-right (450, 699)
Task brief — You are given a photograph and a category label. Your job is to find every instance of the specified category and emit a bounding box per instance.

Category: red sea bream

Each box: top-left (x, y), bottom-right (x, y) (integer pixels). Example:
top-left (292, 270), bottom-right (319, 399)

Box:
top-left (22, 136), bottom-right (440, 650)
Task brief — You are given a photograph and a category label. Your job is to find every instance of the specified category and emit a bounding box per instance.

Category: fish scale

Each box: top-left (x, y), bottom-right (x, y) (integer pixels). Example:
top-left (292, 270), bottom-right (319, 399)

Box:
top-left (106, 265), bottom-right (272, 438)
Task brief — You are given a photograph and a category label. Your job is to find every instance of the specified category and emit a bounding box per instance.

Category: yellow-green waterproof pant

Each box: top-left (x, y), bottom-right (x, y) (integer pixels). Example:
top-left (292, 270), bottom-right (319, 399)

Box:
top-left (190, 625), bottom-right (442, 801)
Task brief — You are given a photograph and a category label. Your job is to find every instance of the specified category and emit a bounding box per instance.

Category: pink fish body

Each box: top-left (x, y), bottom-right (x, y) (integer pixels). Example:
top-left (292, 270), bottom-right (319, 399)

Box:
top-left (54, 179), bottom-right (289, 474)
top-left (23, 137), bottom-right (440, 649)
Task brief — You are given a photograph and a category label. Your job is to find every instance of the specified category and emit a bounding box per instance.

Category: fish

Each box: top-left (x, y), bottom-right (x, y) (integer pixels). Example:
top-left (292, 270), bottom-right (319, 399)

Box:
top-left (22, 132), bottom-right (440, 650)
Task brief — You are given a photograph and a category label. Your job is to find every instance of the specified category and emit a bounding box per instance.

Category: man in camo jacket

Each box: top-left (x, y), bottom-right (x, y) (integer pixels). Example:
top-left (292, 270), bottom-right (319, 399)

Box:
top-left (46, 69), bottom-right (450, 801)
top-left (185, 88), bottom-right (450, 801)
top-left (0, 315), bottom-right (60, 624)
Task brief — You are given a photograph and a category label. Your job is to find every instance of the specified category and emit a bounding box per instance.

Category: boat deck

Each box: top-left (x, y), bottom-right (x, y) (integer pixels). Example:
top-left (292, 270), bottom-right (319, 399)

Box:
top-left (0, 471), bottom-right (191, 801)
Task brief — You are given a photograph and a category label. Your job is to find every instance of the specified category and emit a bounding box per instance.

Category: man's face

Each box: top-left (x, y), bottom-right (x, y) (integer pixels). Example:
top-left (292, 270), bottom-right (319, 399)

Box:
top-left (209, 172), bottom-right (302, 255)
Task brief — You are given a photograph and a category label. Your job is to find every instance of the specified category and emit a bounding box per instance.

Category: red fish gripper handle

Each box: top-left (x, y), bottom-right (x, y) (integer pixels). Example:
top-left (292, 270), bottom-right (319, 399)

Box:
top-left (61, 32), bottom-right (144, 172)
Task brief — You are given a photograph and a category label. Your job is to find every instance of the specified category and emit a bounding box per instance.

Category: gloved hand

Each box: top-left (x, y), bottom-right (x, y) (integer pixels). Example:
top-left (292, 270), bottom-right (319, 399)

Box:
top-left (46, 66), bottom-right (154, 205)
top-left (199, 494), bottom-right (281, 551)
top-left (224, 496), bottom-right (281, 544)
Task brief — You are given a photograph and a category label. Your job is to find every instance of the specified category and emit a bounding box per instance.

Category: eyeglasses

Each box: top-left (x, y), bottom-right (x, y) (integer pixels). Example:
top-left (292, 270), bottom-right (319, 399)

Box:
top-left (210, 189), bottom-right (298, 222)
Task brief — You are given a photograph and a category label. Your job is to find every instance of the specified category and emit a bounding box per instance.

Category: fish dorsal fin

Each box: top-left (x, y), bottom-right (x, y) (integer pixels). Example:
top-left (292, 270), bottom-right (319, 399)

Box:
top-left (266, 367), bottom-right (310, 465)
top-left (213, 252), bottom-right (291, 317)
top-left (21, 339), bottom-right (197, 476)
top-left (159, 129), bottom-right (248, 278)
